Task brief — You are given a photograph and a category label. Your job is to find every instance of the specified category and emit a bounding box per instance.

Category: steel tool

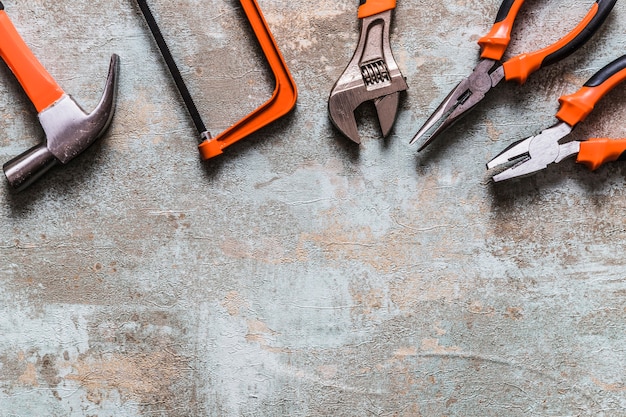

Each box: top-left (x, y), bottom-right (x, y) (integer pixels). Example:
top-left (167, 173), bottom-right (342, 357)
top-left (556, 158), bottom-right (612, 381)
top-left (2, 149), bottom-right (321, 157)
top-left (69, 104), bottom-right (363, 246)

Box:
top-left (487, 55), bottom-right (626, 181)
top-left (136, 0), bottom-right (297, 160)
top-left (410, 0), bottom-right (617, 151)
top-left (0, 1), bottom-right (119, 191)
top-left (328, 0), bottom-right (408, 144)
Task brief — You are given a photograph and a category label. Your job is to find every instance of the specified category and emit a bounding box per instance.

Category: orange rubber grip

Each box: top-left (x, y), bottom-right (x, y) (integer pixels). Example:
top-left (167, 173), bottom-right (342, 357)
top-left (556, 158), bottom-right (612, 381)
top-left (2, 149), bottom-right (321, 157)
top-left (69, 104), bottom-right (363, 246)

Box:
top-left (479, 0), bottom-right (525, 61)
top-left (358, 0), bottom-right (396, 19)
top-left (503, 1), bottom-right (612, 85)
top-left (0, 10), bottom-right (64, 112)
top-left (556, 59), bottom-right (626, 126)
top-left (577, 138), bottom-right (626, 171)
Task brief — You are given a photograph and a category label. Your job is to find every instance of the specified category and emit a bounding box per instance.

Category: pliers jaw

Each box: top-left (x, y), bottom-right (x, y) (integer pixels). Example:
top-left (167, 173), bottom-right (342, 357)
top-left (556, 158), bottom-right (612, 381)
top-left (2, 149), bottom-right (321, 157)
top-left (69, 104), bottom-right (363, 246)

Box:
top-left (410, 59), bottom-right (504, 150)
top-left (328, 10), bottom-right (408, 144)
top-left (487, 122), bottom-right (577, 182)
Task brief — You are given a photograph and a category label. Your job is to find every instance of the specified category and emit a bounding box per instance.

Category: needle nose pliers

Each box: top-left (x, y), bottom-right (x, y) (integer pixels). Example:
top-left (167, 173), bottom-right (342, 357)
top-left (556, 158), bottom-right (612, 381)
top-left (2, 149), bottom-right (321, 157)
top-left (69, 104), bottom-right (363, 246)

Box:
top-left (487, 55), bottom-right (626, 181)
top-left (410, 0), bottom-right (617, 151)
top-left (328, 0), bottom-right (408, 144)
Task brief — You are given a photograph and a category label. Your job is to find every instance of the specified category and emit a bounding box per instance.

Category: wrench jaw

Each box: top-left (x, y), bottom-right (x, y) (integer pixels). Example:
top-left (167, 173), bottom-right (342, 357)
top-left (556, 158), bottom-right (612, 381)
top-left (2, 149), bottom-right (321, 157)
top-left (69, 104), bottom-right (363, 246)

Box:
top-left (3, 54), bottom-right (120, 191)
top-left (374, 91), bottom-right (401, 138)
top-left (328, 88), bottom-right (362, 144)
top-left (328, 10), bottom-right (408, 143)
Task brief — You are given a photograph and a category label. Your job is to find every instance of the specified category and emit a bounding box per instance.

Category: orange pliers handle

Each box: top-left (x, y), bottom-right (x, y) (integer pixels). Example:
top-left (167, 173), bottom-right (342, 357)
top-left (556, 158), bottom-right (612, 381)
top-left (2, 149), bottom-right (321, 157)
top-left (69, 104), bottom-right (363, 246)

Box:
top-left (479, 0), bottom-right (616, 84)
top-left (358, 0), bottom-right (396, 19)
top-left (557, 55), bottom-right (626, 127)
top-left (0, 3), bottom-right (64, 112)
top-left (502, 0), bottom-right (616, 84)
top-left (479, 0), bottom-right (525, 61)
top-left (565, 55), bottom-right (626, 171)
top-left (578, 138), bottom-right (626, 171)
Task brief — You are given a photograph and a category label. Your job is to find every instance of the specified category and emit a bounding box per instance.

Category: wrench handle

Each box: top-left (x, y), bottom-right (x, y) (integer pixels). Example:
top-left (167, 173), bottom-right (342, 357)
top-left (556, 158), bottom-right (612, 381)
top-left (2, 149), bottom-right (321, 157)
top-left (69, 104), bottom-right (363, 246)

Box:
top-left (358, 0), bottom-right (396, 18)
top-left (0, 4), bottom-right (64, 112)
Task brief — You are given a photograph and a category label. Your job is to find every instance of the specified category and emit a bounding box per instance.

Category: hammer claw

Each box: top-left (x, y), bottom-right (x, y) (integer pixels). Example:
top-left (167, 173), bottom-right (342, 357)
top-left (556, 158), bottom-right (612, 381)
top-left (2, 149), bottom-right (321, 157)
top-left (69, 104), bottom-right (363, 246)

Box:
top-left (43, 54), bottom-right (120, 164)
top-left (3, 54), bottom-right (120, 191)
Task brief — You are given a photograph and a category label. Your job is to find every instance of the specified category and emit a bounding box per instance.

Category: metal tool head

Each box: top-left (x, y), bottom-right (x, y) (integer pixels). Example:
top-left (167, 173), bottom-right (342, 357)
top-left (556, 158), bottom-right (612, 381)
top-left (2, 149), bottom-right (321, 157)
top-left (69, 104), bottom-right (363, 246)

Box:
top-left (3, 54), bottom-right (120, 191)
top-left (487, 122), bottom-right (577, 182)
top-left (410, 59), bottom-right (504, 151)
top-left (328, 10), bottom-right (408, 144)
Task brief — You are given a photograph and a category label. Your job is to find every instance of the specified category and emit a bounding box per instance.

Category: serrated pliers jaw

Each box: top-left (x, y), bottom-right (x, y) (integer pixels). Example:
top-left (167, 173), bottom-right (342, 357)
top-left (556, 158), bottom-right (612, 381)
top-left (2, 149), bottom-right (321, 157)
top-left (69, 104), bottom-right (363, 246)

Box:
top-left (487, 122), bottom-right (577, 182)
top-left (328, 10), bottom-right (408, 144)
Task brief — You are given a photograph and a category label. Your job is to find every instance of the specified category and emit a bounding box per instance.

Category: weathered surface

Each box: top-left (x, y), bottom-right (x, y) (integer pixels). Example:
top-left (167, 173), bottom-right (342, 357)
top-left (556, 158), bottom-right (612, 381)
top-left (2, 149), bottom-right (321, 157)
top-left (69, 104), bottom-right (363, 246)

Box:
top-left (1, 0), bottom-right (625, 415)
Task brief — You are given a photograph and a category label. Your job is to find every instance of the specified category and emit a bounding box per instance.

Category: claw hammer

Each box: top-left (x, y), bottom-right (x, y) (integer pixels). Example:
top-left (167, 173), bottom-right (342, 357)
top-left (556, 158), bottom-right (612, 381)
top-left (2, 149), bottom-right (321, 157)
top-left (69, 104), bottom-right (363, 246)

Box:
top-left (0, 1), bottom-right (119, 191)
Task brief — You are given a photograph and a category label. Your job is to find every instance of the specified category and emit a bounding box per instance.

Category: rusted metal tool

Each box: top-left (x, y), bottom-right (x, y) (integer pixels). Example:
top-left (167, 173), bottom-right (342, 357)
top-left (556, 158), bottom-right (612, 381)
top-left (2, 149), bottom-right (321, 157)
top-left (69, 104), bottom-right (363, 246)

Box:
top-left (0, 1), bottom-right (119, 191)
top-left (136, 0), bottom-right (297, 160)
top-left (328, 0), bottom-right (408, 144)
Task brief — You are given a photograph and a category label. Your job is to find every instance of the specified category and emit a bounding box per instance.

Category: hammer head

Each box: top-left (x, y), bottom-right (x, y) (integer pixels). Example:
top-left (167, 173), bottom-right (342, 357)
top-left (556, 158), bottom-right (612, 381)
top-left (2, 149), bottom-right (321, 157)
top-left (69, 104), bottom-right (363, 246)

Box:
top-left (3, 54), bottom-right (120, 191)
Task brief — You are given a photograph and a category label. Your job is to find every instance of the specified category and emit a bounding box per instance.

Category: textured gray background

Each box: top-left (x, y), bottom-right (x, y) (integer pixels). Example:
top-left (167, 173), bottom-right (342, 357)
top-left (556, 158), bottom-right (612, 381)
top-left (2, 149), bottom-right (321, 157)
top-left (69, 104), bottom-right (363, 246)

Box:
top-left (1, 0), bottom-right (625, 416)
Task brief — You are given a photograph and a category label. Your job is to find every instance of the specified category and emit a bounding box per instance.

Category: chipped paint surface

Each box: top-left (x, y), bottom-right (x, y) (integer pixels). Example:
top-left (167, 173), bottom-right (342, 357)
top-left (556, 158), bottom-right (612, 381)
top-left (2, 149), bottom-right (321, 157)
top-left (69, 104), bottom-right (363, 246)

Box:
top-left (1, 0), bottom-right (625, 415)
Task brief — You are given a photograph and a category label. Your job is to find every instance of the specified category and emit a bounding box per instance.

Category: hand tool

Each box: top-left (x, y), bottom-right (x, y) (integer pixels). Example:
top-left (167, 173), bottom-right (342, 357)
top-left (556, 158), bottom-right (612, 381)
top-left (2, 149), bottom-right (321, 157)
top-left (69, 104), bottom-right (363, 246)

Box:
top-left (410, 0), bottom-right (617, 151)
top-left (487, 54), bottom-right (626, 181)
top-left (136, 0), bottom-right (297, 160)
top-left (0, 1), bottom-right (119, 191)
top-left (328, 0), bottom-right (408, 144)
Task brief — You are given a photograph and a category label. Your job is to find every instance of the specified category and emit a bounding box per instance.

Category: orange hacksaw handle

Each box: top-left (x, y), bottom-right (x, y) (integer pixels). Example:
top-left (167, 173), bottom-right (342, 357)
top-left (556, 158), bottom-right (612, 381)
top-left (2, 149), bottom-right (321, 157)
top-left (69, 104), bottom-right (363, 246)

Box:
top-left (358, 0), bottom-right (396, 19)
top-left (502, 0), bottom-right (615, 84)
top-left (577, 138), bottom-right (626, 171)
top-left (198, 0), bottom-right (297, 160)
top-left (0, 7), bottom-right (64, 112)
top-left (478, 0), bottom-right (525, 61)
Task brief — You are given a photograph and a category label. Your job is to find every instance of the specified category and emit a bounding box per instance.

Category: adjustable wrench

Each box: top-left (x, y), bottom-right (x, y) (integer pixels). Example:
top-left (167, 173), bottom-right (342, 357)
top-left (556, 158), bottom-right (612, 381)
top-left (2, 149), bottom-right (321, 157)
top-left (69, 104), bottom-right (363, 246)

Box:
top-left (328, 0), bottom-right (408, 144)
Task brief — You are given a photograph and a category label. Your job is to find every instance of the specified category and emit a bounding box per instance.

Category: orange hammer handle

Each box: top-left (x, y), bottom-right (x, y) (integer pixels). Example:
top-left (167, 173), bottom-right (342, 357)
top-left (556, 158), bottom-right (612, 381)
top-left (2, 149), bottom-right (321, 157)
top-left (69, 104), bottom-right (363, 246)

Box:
top-left (577, 138), bottom-right (626, 171)
top-left (0, 4), bottom-right (64, 112)
top-left (358, 0), bottom-right (396, 19)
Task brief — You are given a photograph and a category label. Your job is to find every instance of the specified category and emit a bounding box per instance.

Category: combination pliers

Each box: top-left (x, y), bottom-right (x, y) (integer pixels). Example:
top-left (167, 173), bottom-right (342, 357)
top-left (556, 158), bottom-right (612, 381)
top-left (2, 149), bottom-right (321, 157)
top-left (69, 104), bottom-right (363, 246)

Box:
top-left (487, 55), bottom-right (626, 181)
